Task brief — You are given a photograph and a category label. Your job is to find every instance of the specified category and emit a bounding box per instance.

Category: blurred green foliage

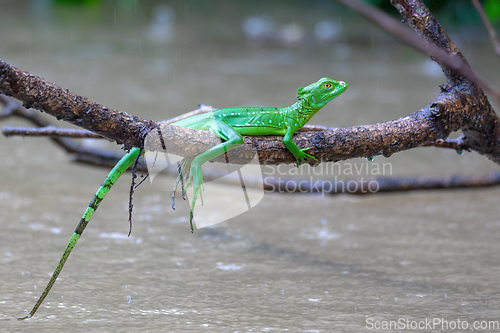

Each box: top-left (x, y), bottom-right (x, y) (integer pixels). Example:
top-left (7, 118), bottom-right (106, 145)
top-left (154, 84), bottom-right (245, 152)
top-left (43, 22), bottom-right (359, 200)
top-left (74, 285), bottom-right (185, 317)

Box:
top-left (54, 0), bottom-right (100, 5)
top-left (360, 0), bottom-right (500, 25)
top-left (52, 0), bottom-right (500, 26)
top-left (485, 0), bottom-right (500, 22)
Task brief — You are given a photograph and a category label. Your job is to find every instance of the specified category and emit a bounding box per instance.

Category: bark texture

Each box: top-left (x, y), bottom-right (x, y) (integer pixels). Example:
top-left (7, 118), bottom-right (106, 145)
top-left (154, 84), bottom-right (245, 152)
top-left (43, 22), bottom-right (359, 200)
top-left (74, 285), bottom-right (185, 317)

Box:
top-left (1, 0), bottom-right (499, 166)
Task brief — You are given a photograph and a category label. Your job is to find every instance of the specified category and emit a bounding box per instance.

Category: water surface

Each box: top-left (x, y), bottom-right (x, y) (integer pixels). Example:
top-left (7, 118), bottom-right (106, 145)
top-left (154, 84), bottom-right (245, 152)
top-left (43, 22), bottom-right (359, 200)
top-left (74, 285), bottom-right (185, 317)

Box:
top-left (1, 1), bottom-right (499, 332)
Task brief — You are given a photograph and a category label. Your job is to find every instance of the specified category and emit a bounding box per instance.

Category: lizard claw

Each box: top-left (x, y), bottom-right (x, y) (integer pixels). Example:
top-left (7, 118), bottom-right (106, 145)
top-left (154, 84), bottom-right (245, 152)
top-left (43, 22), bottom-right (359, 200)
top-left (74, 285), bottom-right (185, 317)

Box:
top-left (170, 157), bottom-right (205, 231)
top-left (183, 159), bottom-right (204, 232)
top-left (295, 148), bottom-right (317, 166)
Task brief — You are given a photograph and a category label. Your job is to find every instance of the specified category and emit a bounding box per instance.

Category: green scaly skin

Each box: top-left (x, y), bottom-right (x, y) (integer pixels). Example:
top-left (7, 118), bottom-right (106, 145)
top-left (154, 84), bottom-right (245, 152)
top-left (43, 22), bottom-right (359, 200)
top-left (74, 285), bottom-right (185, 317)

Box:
top-left (171, 77), bottom-right (347, 229)
top-left (19, 148), bottom-right (144, 320)
top-left (20, 77), bottom-right (347, 319)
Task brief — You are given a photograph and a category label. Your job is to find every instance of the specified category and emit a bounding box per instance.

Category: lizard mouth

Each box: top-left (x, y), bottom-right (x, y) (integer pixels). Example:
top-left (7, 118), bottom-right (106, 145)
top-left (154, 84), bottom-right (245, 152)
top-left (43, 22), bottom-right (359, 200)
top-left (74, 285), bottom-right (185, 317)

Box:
top-left (330, 81), bottom-right (348, 97)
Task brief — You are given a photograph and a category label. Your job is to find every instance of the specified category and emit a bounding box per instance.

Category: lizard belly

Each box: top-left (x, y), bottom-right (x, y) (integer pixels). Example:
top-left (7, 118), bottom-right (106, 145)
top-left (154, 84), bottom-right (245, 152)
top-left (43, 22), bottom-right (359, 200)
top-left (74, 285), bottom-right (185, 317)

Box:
top-left (174, 107), bottom-right (293, 136)
top-left (233, 125), bottom-right (286, 136)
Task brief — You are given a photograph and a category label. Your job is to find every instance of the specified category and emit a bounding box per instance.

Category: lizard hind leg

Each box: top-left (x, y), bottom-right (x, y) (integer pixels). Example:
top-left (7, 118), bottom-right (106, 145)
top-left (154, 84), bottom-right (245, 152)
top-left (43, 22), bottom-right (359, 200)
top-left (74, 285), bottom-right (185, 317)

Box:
top-left (170, 155), bottom-right (203, 232)
top-left (185, 119), bottom-right (244, 231)
top-left (175, 119), bottom-right (243, 232)
top-left (171, 156), bottom-right (194, 210)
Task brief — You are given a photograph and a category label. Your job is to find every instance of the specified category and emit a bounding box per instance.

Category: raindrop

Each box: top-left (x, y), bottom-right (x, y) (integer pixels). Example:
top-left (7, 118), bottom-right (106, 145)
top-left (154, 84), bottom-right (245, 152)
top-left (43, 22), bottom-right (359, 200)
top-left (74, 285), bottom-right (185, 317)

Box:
top-left (367, 156), bottom-right (375, 162)
top-left (127, 295), bottom-right (132, 303)
top-left (456, 150), bottom-right (464, 155)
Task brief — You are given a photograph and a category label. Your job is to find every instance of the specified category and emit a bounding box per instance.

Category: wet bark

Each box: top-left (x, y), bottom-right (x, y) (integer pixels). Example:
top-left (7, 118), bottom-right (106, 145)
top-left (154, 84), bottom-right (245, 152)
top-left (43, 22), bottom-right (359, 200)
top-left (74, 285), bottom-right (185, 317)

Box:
top-left (1, 0), bottom-right (499, 167)
top-left (0, 60), bottom-right (156, 149)
top-left (389, 0), bottom-right (500, 164)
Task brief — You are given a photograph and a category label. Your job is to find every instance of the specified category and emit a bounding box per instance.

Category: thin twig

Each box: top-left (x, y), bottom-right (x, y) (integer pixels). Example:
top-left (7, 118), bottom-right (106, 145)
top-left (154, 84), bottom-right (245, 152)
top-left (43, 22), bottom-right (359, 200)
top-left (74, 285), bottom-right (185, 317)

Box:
top-left (471, 0), bottom-right (500, 56)
top-left (0, 95), bottom-right (81, 153)
top-left (163, 104), bottom-right (214, 124)
top-left (2, 126), bottom-right (105, 138)
top-left (0, 94), bottom-right (141, 167)
top-left (423, 136), bottom-right (470, 152)
top-left (333, 0), bottom-right (500, 101)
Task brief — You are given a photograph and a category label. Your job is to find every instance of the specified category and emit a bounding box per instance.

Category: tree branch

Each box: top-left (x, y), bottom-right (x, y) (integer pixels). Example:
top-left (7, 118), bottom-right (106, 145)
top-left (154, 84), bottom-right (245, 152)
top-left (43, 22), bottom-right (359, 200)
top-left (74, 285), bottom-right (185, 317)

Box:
top-left (2, 126), bottom-right (104, 139)
top-left (327, 0), bottom-right (500, 164)
top-left (3, 86), bottom-right (500, 194)
top-left (1, 0), bottom-right (500, 167)
top-left (389, 0), bottom-right (500, 164)
top-left (0, 94), bottom-right (83, 154)
top-left (0, 59), bottom-right (155, 149)
top-left (334, 0), bottom-right (500, 101)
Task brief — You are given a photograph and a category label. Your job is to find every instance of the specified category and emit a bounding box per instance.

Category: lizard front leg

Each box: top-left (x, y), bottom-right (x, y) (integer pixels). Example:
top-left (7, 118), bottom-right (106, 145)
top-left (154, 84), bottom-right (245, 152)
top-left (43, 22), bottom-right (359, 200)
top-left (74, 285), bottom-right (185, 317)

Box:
top-left (282, 126), bottom-right (317, 166)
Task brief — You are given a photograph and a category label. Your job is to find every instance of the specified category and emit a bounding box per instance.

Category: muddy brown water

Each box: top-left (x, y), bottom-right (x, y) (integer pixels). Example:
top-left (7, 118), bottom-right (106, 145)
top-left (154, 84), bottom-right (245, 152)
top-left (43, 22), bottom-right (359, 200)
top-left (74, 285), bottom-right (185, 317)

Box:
top-left (1, 1), bottom-right (499, 332)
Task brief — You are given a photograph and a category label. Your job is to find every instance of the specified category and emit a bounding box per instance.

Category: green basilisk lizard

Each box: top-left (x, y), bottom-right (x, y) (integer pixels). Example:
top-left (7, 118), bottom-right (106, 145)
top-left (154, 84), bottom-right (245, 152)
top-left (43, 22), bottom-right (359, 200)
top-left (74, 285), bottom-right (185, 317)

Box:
top-left (20, 77), bottom-right (347, 319)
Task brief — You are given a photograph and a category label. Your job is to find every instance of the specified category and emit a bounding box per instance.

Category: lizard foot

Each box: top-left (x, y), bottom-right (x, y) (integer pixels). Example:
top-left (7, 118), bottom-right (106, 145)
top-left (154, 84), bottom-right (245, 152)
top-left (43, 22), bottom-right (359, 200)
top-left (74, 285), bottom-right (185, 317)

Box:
top-left (172, 157), bottom-right (193, 210)
top-left (187, 161), bottom-right (204, 231)
top-left (295, 148), bottom-right (317, 166)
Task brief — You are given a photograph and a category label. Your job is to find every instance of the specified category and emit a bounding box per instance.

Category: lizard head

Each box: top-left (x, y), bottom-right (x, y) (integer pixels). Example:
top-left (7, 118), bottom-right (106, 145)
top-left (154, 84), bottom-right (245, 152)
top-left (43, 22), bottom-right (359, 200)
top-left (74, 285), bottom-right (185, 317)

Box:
top-left (297, 77), bottom-right (347, 110)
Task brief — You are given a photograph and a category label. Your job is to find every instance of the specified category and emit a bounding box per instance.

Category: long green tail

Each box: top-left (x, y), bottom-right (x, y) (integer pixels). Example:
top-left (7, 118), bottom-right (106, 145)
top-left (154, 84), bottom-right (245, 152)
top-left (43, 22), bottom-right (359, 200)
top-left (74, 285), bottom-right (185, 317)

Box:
top-left (20, 147), bottom-right (143, 319)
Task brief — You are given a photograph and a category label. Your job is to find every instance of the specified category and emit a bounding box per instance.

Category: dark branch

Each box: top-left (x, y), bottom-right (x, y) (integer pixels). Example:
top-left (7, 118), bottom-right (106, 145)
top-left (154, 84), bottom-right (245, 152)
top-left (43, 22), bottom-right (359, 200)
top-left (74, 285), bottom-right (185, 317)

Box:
top-left (423, 136), bottom-right (469, 152)
top-left (327, 0), bottom-right (500, 164)
top-left (333, 0), bottom-right (500, 101)
top-left (2, 126), bottom-right (104, 139)
top-left (1, 0), bottom-right (499, 168)
top-left (0, 94), bottom-right (82, 154)
top-left (0, 59), bottom-right (156, 149)
top-left (2, 94), bottom-right (498, 194)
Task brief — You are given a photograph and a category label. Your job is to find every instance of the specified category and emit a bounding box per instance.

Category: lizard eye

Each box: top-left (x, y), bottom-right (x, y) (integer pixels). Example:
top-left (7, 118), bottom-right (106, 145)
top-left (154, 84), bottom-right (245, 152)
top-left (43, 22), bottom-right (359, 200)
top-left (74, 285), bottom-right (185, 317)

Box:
top-left (323, 83), bottom-right (332, 89)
